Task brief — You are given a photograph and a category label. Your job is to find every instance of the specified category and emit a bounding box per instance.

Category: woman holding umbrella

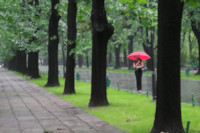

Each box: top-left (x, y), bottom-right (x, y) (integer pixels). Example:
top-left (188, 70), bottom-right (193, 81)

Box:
top-left (133, 56), bottom-right (144, 93)
top-left (127, 51), bottom-right (151, 93)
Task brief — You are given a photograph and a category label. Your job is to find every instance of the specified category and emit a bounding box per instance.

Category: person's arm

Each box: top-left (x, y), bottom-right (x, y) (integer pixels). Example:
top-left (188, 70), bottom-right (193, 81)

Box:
top-left (133, 62), bottom-right (136, 69)
top-left (136, 61), bottom-right (144, 69)
top-left (133, 61), bottom-right (139, 69)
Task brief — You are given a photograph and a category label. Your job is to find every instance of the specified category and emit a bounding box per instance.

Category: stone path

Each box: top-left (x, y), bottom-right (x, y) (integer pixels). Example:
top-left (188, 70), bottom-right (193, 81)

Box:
top-left (0, 69), bottom-right (126, 133)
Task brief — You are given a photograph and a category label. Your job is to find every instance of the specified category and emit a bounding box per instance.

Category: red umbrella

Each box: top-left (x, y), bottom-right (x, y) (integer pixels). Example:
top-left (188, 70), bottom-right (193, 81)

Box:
top-left (127, 51), bottom-right (151, 60)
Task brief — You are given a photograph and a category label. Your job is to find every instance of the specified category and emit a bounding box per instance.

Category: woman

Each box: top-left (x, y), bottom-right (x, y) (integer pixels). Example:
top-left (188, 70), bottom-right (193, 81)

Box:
top-left (133, 56), bottom-right (144, 93)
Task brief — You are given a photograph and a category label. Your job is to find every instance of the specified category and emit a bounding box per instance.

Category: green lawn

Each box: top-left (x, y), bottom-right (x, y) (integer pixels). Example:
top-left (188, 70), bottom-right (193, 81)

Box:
top-left (15, 72), bottom-right (200, 133)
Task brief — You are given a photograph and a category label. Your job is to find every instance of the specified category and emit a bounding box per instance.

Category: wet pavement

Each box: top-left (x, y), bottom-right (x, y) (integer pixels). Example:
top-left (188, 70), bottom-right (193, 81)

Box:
top-left (0, 69), bottom-right (126, 133)
top-left (75, 70), bottom-right (200, 105)
top-left (39, 66), bottom-right (200, 105)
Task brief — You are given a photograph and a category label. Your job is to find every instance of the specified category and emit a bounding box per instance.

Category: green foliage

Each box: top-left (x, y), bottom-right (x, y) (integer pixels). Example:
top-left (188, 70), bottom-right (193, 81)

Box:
top-left (1, 0), bottom-right (199, 68)
top-left (73, 1), bottom-right (92, 57)
top-left (0, 0), bottom-right (50, 60)
top-left (184, 0), bottom-right (200, 7)
top-left (180, 3), bottom-right (200, 66)
top-left (105, 0), bottom-right (158, 55)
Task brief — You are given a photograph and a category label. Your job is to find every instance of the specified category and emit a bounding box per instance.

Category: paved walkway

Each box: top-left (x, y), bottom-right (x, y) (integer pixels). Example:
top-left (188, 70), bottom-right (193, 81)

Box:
top-left (0, 69), bottom-right (126, 133)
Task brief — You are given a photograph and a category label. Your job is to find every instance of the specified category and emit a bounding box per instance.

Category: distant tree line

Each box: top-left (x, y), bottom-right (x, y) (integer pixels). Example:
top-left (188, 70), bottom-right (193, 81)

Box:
top-left (1, 0), bottom-right (200, 132)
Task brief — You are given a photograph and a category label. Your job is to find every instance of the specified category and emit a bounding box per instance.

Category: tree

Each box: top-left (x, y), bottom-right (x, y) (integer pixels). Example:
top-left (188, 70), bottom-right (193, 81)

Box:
top-left (28, 51), bottom-right (40, 78)
top-left (150, 0), bottom-right (184, 132)
top-left (63, 0), bottom-right (77, 94)
top-left (16, 50), bottom-right (27, 74)
top-left (89, 0), bottom-right (114, 107)
top-left (114, 44), bottom-right (121, 69)
top-left (189, 5), bottom-right (200, 74)
top-left (45, 0), bottom-right (60, 87)
top-left (27, 0), bottom-right (41, 79)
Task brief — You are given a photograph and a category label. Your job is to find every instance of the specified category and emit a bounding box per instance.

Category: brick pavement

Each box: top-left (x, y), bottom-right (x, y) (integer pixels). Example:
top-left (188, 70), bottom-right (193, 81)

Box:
top-left (0, 69), bottom-right (126, 133)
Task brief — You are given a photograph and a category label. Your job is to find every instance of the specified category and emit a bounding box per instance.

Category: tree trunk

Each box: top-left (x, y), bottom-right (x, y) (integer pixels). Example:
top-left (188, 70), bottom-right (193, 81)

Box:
top-left (89, 0), bottom-right (114, 107)
top-left (108, 52), bottom-right (112, 66)
top-left (143, 29), bottom-right (154, 71)
top-left (196, 39), bottom-right (200, 75)
top-left (150, 1), bottom-right (184, 133)
top-left (62, 42), bottom-right (66, 78)
top-left (114, 44), bottom-right (121, 69)
top-left (86, 55), bottom-right (89, 68)
top-left (78, 55), bottom-right (83, 68)
top-left (16, 50), bottom-right (27, 74)
top-left (190, 14), bottom-right (200, 75)
top-left (123, 49), bottom-right (127, 67)
top-left (8, 55), bottom-right (17, 71)
top-left (188, 32), bottom-right (193, 60)
top-left (28, 52), bottom-right (40, 78)
top-left (128, 35), bottom-right (133, 70)
top-left (63, 0), bottom-right (77, 94)
top-left (45, 0), bottom-right (60, 87)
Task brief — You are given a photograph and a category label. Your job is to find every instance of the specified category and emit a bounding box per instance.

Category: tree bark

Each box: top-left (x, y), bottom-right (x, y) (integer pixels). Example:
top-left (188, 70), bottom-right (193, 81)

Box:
top-left (28, 52), bottom-right (40, 78)
top-left (128, 35), bottom-right (133, 70)
top-left (114, 44), bottom-right (121, 69)
top-left (123, 49), bottom-right (127, 67)
top-left (86, 55), bottom-right (89, 68)
top-left (63, 0), bottom-right (77, 94)
top-left (78, 55), bottom-right (83, 68)
top-left (45, 0), bottom-right (60, 87)
top-left (89, 0), bottom-right (114, 107)
top-left (151, 0), bottom-right (184, 133)
top-left (62, 41), bottom-right (66, 78)
top-left (8, 55), bottom-right (17, 71)
top-left (108, 52), bottom-right (112, 67)
top-left (16, 50), bottom-right (27, 74)
top-left (188, 32), bottom-right (193, 61)
top-left (143, 28), bottom-right (155, 71)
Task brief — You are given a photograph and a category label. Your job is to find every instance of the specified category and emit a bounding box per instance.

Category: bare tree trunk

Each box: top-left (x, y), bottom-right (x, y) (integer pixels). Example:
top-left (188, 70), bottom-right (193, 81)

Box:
top-left (89, 0), bottom-right (114, 107)
top-left (128, 35), bottom-right (133, 70)
top-left (45, 0), bottom-right (60, 87)
top-left (16, 50), bottom-right (27, 74)
top-left (28, 52), bottom-right (40, 78)
top-left (151, 0), bottom-right (184, 132)
top-left (63, 0), bottom-right (77, 94)
top-left (78, 55), bottom-right (83, 68)
top-left (114, 44), bottom-right (121, 69)
top-left (123, 49), bottom-right (127, 67)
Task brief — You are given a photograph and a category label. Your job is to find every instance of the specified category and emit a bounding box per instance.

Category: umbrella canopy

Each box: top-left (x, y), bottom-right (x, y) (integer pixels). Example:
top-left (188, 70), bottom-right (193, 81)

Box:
top-left (127, 51), bottom-right (151, 60)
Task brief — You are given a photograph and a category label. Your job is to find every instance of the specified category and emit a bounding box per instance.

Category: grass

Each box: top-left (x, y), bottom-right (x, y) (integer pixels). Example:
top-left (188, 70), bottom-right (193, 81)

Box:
top-left (181, 72), bottom-right (200, 80)
top-left (14, 72), bottom-right (200, 133)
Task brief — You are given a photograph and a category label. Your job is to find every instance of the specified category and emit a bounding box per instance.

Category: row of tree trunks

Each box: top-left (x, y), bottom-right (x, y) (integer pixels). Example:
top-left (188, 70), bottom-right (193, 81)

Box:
top-left (16, 50), bottom-right (27, 74)
top-left (4, 50), bottom-right (39, 79)
top-left (5, 50), bottom-right (26, 74)
top-left (28, 52), bottom-right (40, 78)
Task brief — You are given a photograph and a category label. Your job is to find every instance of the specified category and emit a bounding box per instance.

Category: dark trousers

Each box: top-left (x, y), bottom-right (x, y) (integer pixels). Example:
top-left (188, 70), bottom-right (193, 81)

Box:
top-left (135, 69), bottom-right (142, 91)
